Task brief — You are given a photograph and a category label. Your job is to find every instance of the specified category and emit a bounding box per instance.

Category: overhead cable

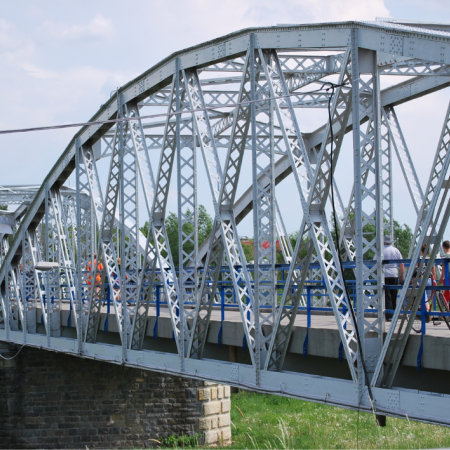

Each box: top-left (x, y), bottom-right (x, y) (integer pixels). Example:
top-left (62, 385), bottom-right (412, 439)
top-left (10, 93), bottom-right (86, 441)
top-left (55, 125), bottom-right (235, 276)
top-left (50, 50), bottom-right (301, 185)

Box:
top-left (0, 85), bottom-right (345, 136)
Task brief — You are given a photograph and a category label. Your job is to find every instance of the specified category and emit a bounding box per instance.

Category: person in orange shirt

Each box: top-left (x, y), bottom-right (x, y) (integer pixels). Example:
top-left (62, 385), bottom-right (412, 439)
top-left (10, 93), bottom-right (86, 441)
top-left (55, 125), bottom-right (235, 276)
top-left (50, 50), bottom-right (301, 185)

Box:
top-left (86, 253), bottom-right (104, 300)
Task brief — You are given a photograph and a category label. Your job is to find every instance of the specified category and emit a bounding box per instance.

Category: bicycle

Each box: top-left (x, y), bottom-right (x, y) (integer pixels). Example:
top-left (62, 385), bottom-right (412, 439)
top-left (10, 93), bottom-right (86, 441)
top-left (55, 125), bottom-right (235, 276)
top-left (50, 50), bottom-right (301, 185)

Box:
top-left (435, 290), bottom-right (450, 331)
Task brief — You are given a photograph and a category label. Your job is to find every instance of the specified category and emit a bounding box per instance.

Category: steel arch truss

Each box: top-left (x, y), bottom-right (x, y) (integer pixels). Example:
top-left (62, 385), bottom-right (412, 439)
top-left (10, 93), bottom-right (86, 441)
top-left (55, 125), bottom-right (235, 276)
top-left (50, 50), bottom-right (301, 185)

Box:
top-left (2, 21), bottom-right (450, 427)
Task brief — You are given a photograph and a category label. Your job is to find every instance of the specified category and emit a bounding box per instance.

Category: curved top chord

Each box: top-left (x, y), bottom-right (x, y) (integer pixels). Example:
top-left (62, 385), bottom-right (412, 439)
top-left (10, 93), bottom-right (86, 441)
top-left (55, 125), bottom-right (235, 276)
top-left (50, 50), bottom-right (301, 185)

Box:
top-left (1, 20), bottom-right (450, 428)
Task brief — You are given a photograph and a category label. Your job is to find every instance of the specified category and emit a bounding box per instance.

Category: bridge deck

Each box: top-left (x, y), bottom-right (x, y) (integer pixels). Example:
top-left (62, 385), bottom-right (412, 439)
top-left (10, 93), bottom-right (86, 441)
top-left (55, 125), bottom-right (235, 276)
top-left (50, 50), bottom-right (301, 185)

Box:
top-left (33, 302), bottom-right (450, 374)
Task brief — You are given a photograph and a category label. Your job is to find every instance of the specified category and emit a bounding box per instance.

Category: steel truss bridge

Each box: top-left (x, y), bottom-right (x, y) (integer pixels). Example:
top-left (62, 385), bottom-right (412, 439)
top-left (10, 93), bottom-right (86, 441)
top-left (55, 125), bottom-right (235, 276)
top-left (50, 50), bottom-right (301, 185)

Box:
top-left (2, 18), bottom-right (450, 426)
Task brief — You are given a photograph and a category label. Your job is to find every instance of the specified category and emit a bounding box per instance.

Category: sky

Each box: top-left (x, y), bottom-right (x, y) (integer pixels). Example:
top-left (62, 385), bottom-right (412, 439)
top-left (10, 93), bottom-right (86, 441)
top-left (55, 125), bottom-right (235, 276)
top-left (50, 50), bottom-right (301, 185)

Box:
top-left (1, 0), bottom-right (450, 238)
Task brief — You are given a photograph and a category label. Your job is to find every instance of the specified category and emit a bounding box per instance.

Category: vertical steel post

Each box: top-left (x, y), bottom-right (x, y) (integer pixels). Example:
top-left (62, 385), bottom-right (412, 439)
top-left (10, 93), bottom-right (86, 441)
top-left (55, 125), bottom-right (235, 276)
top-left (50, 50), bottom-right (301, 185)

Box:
top-left (175, 57), bottom-right (186, 369)
top-left (351, 38), bottom-right (384, 397)
top-left (387, 124), bottom-right (394, 238)
top-left (21, 227), bottom-right (27, 342)
top-left (253, 49), bottom-right (278, 372)
top-left (372, 50), bottom-right (385, 379)
top-left (5, 267), bottom-right (10, 341)
top-left (176, 66), bottom-right (200, 364)
top-left (75, 138), bottom-right (83, 354)
top-left (118, 91), bottom-right (128, 362)
top-left (249, 33), bottom-right (261, 384)
top-left (350, 29), bottom-right (365, 403)
top-left (44, 182), bottom-right (51, 347)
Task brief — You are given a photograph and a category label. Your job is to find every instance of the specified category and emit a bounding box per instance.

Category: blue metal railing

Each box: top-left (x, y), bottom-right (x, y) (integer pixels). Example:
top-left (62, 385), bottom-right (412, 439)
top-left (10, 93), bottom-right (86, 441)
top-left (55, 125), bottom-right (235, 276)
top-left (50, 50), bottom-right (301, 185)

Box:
top-left (29, 257), bottom-right (450, 371)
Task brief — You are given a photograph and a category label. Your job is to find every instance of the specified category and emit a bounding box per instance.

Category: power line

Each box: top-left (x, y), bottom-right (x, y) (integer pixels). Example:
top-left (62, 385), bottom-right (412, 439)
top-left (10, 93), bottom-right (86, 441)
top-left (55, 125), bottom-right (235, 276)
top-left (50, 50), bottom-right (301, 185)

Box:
top-left (0, 86), bottom-right (343, 136)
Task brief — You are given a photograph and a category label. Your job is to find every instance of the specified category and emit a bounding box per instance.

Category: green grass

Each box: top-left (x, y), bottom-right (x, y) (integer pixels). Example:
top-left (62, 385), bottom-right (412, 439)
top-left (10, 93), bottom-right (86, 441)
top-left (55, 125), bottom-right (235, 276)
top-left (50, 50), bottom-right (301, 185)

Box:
top-left (158, 433), bottom-right (202, 448)
top-left (228, 391), bottom-right (450, 449)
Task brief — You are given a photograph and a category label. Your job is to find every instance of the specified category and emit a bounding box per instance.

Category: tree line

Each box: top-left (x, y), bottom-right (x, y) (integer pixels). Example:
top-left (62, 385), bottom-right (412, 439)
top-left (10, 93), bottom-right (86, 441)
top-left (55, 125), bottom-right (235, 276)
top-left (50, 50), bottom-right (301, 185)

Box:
top-left (140, 206), bottom-right (414, 268)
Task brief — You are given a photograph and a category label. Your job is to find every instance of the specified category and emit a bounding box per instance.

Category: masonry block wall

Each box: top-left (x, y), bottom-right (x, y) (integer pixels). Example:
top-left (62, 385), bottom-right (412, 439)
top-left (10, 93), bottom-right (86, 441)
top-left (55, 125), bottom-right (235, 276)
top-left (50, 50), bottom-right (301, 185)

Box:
top-left (197, 382), bottom-right (231, 444)
top-left (0, 346), bottom-right (231, 449)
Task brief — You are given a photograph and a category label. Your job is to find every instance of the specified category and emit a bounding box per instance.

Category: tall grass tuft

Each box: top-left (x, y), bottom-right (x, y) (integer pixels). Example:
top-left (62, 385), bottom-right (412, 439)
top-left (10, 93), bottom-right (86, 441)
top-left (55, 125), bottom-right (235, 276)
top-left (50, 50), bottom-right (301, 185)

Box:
top-left (227, 390), bottom-right (450, 449)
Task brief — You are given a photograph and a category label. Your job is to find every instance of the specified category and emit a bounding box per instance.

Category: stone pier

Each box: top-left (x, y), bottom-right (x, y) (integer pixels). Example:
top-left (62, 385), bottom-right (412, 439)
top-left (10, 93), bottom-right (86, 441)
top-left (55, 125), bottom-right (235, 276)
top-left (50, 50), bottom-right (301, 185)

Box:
top-left (0, 345), bottom-right (231, 449)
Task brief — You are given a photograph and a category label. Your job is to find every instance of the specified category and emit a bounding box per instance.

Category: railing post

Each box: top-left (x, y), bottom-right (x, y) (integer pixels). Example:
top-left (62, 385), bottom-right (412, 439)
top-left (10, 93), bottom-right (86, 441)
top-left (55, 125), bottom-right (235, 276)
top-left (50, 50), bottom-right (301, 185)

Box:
top-left (445, 259), bottom-right (449, 290)
top-left (339, 292), bottom-right (347, 362)
top-left (417, 289), bottom-right (426, 372)
top-left (104, 283), bottom-right (110, 333)
top-left (218, 285), bottom-right (225, 346)
top-left (153, 284), bottom-right (160, 340)
top-left (5, 268), bottom-right (10, 341)
top-left (303, 286), bottom-right (311, 357)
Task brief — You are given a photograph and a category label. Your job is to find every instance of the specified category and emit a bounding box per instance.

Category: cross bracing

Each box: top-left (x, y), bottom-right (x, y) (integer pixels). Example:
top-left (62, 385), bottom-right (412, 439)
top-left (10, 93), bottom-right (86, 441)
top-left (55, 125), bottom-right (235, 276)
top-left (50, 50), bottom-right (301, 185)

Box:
top-left (2, 19), bottom-right (450, 426)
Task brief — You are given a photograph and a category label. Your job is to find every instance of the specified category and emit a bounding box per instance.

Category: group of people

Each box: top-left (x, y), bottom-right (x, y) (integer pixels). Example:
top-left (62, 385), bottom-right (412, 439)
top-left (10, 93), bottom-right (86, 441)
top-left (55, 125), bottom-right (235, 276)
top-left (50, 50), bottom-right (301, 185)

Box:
top-left (85, 239), bottom-right (450, 316)
top-left (86, 254), bottom-right (123, 300)
top-left (381, 235), bottom-right (450, 321)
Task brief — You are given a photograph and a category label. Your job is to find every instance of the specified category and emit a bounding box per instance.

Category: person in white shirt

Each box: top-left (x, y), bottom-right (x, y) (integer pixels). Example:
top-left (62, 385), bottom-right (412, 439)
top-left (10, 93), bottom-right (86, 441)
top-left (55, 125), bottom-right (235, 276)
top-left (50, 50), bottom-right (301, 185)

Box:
top-left (381, 235), bottom-right (404, 321)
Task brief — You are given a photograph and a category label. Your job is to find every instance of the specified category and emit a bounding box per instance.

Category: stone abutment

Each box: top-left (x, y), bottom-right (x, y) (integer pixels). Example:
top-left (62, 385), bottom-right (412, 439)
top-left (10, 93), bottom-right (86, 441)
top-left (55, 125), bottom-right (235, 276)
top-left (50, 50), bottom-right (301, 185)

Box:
top-left (0, 344), bottom-right (231, 448)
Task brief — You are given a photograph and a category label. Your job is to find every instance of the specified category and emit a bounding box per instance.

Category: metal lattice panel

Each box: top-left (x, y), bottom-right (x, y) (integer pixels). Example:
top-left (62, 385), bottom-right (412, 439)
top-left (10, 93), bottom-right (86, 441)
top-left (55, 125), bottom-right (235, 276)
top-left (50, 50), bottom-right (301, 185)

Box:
top-left (2, 20), bottom-right (450, 427)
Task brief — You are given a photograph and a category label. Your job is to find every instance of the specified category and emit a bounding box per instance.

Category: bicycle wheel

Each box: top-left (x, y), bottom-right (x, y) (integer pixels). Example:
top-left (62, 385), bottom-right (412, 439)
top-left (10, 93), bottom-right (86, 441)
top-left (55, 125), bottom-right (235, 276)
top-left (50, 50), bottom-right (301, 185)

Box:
top-left (436, 291), bottom-right (450, 331)
top-left (412, 317), bottom-right (422, 333)
top-left (411, 308), bottom-right (423, 333)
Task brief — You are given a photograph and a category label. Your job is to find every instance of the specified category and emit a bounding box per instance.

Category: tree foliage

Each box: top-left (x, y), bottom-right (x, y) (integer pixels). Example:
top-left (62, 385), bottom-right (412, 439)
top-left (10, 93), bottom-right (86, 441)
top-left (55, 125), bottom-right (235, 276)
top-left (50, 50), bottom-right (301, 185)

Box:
top-left (290, 215), bottom-right (413, 273)
top-left (140, 205), bottom-right (213, 267)
top-left (239, 239), bottom-right (287, 265)
top-left (241, 241), bottom-right (254, 263)
top-left (139, 206), bottom-right (413, 271)
top-left (392, 220), bottom-right (413, 258)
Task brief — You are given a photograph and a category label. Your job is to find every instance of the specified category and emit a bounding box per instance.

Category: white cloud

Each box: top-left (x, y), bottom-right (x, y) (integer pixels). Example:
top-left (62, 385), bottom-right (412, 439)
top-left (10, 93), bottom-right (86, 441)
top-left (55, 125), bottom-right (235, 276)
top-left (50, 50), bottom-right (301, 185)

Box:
top-left (243, 0), bottom-right (390, 24)
top-left (0, 13), bottom-right (125, 129)
top-left (0, 18), bottom-right (26, 53)
top-left (0, 19), bottom-right (14, 48)
top-left (109, 0), bottom-right (390, 69)
top-left (5, 0), bottom-right (449, 236)
top-left (0, 63), bottom-right (129, 126)
top-left (20, 62), bottom-right (57, 80)
top-left (40, 14), bottom-right (114, 42)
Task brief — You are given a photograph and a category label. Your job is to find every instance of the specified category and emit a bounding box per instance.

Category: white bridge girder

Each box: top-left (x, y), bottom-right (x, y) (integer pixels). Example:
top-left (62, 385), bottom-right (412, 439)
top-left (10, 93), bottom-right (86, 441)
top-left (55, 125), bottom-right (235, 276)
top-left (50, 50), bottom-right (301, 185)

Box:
top-left (2, 19), bottom-right (450, 427)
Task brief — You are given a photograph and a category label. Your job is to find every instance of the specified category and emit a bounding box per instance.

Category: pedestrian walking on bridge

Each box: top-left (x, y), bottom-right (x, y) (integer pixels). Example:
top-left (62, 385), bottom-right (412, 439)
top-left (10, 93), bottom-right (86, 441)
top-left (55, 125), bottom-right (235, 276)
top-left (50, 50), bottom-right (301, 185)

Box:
top-left (381, 235), bottom-right (404, 321)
